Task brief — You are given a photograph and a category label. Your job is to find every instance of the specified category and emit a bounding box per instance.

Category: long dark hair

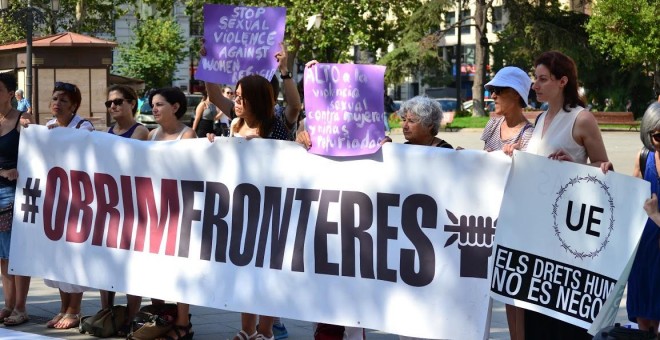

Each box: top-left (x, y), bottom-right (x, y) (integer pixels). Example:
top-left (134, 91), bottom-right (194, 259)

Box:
top-left (233, 75), bottom-right (275, 138)
top-left (534, 51), bottom-right (585, 111)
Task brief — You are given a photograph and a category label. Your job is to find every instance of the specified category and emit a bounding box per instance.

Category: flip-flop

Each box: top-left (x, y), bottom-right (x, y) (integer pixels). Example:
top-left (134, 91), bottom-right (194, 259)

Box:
top-left (46, 312), bottom-right (65, 328)
top-left (3, 310), bottom-right (29, 326)
top-left (53, 313), bottom-right (80, 329)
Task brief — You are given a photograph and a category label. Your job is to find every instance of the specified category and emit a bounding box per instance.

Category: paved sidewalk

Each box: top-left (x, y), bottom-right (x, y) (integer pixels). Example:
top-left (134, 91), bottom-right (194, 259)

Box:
top-left (0, 129), bottom-right (638, 339)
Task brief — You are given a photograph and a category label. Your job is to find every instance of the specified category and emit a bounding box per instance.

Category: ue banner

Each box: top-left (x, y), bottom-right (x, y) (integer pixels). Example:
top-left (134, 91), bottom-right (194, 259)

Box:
top-left (490, 151), bottom-right (648, 332)
top-left (195, 4), bottom-right (286, 84)
top-left (12, 126), bottom-right (512, 339)
top-left (303, 63), bottom-right (386, 156)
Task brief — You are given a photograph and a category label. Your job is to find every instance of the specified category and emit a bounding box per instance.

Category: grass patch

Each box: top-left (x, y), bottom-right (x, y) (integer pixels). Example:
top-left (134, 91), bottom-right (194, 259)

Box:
top-left (389, 115), bottom-right (490, 130)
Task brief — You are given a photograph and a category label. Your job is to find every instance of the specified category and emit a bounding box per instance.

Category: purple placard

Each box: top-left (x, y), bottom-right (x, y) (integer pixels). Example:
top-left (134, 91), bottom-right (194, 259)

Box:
top-left (304, 64), bottom-right (386, 156)
top-left (195, 4), bottom-right (286, 84)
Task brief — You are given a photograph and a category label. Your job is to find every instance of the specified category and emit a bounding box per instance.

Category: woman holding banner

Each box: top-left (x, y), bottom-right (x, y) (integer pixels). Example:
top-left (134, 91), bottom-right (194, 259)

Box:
top-left (627, 102), bottom-right (660, 333)
top-left (523, 51), bottom-right (610, 339)
top-left (0, 72), bottom-right (32, 327)
top-left (148, 87), bottom-right (195, 340)
top-left (100, 84), bottom-right (148, 335)
top-left (43, 81), bottom-right (94, 329)
top-left (480, 66), bottom-right (533, 340)
top-left (207, 74), bottom-right (290, 340)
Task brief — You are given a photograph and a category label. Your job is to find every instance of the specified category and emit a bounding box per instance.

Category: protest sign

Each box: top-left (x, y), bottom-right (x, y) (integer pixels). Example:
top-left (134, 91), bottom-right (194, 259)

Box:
top-left (304, 63), bottom-right (386, 156)
top-left (11, 126), bottom-right (511, 339)
top-left (490, 151), bottom-right (648, 330)
top-left (196, 4), bottom-right (286, 84)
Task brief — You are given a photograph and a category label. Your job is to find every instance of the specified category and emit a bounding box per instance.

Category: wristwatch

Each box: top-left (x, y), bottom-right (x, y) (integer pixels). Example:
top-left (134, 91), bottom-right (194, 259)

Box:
top-left (280, 70), bottom-right (292, 80)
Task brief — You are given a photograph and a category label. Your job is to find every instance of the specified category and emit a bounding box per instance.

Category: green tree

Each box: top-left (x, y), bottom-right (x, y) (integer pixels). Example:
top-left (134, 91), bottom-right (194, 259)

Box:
top-left (378, 0), bottom-right (453, 86)
top-left (114, 18), bottom-right (187, 90)
top-left (586, 0), bottom-right (660, 98)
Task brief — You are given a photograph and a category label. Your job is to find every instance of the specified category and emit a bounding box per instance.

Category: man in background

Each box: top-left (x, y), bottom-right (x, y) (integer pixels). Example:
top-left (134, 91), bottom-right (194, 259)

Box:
top-left (15, 89), bottom-right (31, 114)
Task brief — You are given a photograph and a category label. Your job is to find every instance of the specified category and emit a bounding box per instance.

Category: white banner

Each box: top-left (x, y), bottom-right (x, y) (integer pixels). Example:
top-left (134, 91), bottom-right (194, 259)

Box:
top-left (490, 151), bottom-right (649, 330)
top-left (10, 125), bottom-right (512, 339)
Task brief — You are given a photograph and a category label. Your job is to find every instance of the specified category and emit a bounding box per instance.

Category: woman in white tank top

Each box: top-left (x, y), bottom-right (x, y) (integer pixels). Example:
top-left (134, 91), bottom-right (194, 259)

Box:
top-left (147, 88), bottom-right (196, 141)
top-left (523, 51), bottom-right (610, 340)
top-left (526, 51), bottom-right (610, 171)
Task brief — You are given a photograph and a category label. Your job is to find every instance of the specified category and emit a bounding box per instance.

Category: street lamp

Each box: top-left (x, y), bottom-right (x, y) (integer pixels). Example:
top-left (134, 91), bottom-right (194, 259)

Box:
top-left (0, 0), bottom-right (59, 105)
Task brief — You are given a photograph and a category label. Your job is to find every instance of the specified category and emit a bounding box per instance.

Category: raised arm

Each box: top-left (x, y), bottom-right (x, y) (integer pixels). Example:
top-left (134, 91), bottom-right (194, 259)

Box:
top-left (276, 42), bottom-right (301, 127)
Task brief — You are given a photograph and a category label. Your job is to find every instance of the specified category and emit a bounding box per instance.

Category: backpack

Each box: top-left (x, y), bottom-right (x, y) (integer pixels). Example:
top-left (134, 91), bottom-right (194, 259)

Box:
top-left (79, 305), bottom-right (128, 338)
top-left (640, 147), bottom-right (650, 178)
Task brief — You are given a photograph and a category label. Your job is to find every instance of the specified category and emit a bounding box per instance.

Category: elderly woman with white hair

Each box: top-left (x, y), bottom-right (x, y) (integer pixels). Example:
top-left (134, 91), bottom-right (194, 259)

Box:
top-left (388, 96), bottom-right (453, 148)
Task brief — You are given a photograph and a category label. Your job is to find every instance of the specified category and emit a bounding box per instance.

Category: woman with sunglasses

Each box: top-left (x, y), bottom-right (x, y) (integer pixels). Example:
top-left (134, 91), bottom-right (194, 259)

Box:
top-left (523, 51), bottom-right (610, 339)
top-left (147, 87), bottom-right (195, 340)
top-left (100, 84), bottom-right (148, 335)
top-left (625, 102), bottom-right (660, 334)
top-left (481, 67), bottom-right (534, 156)
top-left (43, 81), bottom-right (93, 329)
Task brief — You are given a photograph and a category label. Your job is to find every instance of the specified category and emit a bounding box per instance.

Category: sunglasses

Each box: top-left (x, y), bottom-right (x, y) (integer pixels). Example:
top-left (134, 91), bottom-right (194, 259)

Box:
top-left (490, 86), bottom-right (511, 95)
top-left (651, 132), bottom-right (660, 143)
top-left (54, 82), bottom-right (77, 93)
top-left (104, 98), bottom-right (128, 108)
top-left (224, 91), bottom-right (234, 95)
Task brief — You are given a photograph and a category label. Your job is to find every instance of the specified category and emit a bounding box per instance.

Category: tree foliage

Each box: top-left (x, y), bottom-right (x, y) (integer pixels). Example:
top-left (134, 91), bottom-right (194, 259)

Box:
top-left (378, 0), bottom-right (453, 86)
top-left (586, 0), bottom-right (660, 95)
top-left (0, 0), bottom-right (133, 44)
top-left (492, 0), bottom-right (654, 116)
top-left (114, 18), bottom-right (187, 90)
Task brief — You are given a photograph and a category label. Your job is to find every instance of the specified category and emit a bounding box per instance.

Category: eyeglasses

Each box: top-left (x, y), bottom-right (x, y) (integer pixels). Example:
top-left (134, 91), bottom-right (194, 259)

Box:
top-left (104, 98), bottom-right (127, 108)
top-left (234, 95), bottom-right (243, 104)
top-left (491, 86), bottom-right (510, 95)
top-left (651, 132), bottom-right (660, 143)
top-left (54, 82), bottom-right (77, 93)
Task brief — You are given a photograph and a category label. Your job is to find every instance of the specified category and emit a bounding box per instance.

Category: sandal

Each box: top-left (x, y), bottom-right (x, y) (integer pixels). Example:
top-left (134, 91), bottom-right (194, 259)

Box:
top-left (46, 312), bottom-right (65, 328)
top-left (234, 330), bottom-right (258, 340)
top-left (53, 313), bottom-right (80, 329)
top-left (0, 307), bottom-right (12, 323)
top-left (158, 323), bottom-right (194, 340)
top-left (4, 310), bottom-right (29, 326)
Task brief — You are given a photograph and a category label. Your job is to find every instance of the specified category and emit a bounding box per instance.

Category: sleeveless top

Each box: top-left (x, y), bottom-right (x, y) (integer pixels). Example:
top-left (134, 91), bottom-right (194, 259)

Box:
top-left (46, 114), bottom-right (95, 131)
top-left (0, 115), bottom-right (21, 187)
top-left (202, 102), bottom-right (217, 121)
top-left (108, 122), bottom-right (141, 138)
top-left (525, 105), bottom-right (587, 164)
top-left (481, 116), bottom-right (534, 151)
top-left (150, 126), bottom-right (187, 141)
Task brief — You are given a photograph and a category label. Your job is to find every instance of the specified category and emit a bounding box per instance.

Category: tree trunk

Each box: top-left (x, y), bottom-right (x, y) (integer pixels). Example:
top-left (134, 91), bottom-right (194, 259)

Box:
top-left (471, 0), bottom-right (488, 117)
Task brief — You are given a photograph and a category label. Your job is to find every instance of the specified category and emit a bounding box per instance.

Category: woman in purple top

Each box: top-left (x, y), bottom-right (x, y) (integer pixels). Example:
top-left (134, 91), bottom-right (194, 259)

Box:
top-left (102, 84), bottom-right (148, 335)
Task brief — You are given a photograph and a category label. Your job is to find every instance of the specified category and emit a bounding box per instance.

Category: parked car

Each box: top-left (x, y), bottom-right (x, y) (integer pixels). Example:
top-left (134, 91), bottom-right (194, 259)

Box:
top-left (434, 98), bottom-right (459, 113)
top-left (136, 93), bottom-right (201, 130)
top-left (463, 99), bottom-right (495, 113)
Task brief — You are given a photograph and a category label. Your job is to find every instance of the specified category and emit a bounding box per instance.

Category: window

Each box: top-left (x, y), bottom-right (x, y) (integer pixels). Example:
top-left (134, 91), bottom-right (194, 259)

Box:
top-left (492, 6), bottom-right (504, 32)
top-left (460, 9), bottom-right (471, 34)
top-left (445, 11), bottom-right (456, 36)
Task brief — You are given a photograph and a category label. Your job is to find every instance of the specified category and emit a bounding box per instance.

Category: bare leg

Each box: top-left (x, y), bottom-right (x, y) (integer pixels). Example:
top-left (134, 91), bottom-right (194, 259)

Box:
top-left (13, 275), bottom-right (30, 313)
top-left (257, 315), bottom-right (274, 338)
top-left (234, 313), bottom-right (258, 340)
top-left (1, 259), bottom-right (16, 311)
top-left (637, 318), bottom-right (660, 333)
top-left (53, 292), bottom-right (82, 329)
top-left (100, 290), bottom-right (115, 309)
top-left (126, 294), bottom-right (142, 321)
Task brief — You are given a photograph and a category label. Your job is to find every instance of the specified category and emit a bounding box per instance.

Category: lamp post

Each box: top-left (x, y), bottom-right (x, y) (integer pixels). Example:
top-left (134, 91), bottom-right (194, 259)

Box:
top-left (0, 0), bottom-right (59, 104)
